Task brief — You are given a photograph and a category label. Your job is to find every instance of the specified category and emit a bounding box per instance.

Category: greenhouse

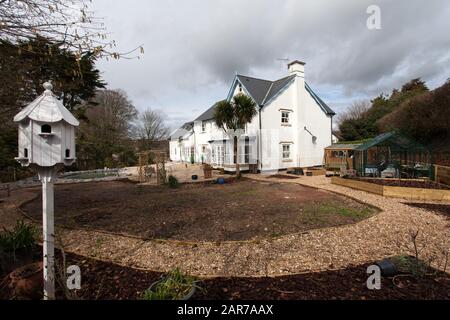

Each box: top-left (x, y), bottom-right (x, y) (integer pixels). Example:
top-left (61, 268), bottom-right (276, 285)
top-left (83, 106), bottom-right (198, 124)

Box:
top-left (353, 132), bottom-right (432, 178)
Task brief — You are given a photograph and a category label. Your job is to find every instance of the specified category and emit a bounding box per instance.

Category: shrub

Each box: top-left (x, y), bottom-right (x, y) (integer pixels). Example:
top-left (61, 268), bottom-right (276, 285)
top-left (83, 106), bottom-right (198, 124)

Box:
top-left (0, 220), bottom-right (38, 255)
top-left (167, 175), bottom-right (179, 188)
top-left (141, 268), bottom-right (198, 300)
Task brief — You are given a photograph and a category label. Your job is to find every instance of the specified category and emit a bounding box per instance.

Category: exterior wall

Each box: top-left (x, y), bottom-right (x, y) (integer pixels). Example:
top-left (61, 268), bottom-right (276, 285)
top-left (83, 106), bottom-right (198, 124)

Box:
top-left (298, 88), bottom-right (332, 168)
top-left (169, 140), bottom-right (181, 162)
top-left (259, 83), bottom-right (298, 171)
top-left (193, 120), bottom-right (213, 163)
top-left (252, 75), bottom-right (331, 171)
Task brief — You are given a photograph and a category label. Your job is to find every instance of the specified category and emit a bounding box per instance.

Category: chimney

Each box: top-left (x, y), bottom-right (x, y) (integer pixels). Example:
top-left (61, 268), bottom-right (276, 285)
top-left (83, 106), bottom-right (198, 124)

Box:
top-left (288, 60), bottom-right (305, 77)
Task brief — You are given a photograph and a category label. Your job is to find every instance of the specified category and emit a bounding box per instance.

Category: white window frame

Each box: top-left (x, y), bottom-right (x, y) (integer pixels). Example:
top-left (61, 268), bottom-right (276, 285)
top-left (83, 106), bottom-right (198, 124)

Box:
top-left (282, 144), bottom-right (291, 160)
top-left (201, 122), bottom-right (206, 133)
top-left (281, 111), bottom-right (290, 124)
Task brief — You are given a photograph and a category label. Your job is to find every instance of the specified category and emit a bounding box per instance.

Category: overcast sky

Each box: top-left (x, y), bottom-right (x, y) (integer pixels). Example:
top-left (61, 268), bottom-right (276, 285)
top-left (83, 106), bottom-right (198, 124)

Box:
top-left (90, 0), bottom-right (450, 130)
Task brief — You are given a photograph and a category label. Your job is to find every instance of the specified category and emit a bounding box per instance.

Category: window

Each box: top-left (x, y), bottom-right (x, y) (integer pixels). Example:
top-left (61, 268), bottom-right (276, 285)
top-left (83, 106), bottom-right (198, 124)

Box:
top-left (184, 147), bottom-right (190, 160)
top-left (201, 122), bottom-right (206, 133)
top-left (24, 148), bottom-right (28, 158)
top-left (244, 137), bottom-right (250, 164)
top-left (282, 144), bottom-right (291, 159)
top-left (281, 111), bottom-right (290, 124)
top-left (65, 149), bottom-right (71, 158)
top-left (331, 150), bottom-right (345, 158)
top-left (41, 124), bottom-right (52, 133)
top-left (238, 83), bottom-right (243, 92)
top-left (212, 145), bottom-right (224, 166)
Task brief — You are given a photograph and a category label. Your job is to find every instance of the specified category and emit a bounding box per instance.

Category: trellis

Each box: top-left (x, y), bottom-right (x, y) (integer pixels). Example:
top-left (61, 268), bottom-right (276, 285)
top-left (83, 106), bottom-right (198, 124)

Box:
top-left (138, 150), bottom-right (167, 184)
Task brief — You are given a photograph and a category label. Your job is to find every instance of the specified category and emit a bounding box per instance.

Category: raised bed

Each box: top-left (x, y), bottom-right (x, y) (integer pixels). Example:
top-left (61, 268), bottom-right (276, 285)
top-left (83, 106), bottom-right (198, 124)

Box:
top-left (332, 177), bottom-right (450, 202)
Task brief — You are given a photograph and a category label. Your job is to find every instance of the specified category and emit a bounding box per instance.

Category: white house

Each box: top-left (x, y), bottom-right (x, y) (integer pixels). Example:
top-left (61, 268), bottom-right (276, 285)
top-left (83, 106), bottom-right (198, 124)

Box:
top-left (169, 60), bottom-right (335, 172)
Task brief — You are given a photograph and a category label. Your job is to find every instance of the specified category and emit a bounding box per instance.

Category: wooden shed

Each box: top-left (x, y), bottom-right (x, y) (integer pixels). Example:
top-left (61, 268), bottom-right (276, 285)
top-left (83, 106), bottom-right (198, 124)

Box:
top-left (323, 142), bottom-right (365, 173)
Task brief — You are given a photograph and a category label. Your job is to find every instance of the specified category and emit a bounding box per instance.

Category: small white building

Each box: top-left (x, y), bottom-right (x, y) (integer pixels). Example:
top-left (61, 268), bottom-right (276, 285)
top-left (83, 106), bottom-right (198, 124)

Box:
top-left (170, 60), bottom-right (335, 172)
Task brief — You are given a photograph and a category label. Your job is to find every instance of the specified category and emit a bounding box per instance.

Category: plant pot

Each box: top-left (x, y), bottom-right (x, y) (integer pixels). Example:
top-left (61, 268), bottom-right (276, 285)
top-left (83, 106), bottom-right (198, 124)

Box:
top-left (8, 262), bottom-right (43, 300)
top-left (148, 279), bottom-right (196, 300)
top-left (376, 259), bottom-right (398, 277)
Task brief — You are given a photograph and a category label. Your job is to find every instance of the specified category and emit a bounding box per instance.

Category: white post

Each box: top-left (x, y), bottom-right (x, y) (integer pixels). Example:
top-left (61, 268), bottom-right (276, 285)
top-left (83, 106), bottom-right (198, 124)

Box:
top-left (39, 168), bottom-right (57, 300)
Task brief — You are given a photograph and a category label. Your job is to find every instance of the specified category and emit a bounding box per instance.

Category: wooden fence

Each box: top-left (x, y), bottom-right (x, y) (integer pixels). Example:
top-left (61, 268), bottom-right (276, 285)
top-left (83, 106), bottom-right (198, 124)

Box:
top-left (435, 165), bottom-right (450, 186)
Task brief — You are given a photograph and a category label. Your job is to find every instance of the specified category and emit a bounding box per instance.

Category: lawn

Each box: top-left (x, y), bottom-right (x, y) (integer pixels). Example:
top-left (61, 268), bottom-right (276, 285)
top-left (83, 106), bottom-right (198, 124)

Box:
top-left (22, 179), bottom-right (378, 241)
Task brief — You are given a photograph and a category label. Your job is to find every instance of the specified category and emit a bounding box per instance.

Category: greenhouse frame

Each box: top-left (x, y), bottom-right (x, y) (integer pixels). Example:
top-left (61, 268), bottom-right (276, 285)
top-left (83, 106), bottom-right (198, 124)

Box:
top-left (353, 132), bottom-right (432, 178)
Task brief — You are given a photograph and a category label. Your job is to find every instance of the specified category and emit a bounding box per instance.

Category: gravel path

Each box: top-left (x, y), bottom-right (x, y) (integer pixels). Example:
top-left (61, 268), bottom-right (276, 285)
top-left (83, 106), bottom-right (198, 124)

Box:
top-left (2, 175), bottom-right (449, 277)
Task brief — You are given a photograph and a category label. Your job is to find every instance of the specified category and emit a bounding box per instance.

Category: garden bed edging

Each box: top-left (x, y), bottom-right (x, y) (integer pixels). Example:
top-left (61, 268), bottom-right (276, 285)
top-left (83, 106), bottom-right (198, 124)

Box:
top-left (331, 177), bottom-right (450, 202)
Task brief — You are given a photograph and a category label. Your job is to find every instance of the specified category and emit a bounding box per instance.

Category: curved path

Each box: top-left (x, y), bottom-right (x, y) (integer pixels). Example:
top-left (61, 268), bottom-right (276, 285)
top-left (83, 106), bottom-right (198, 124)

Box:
top-left (3, 175), bottom-right (449, 277)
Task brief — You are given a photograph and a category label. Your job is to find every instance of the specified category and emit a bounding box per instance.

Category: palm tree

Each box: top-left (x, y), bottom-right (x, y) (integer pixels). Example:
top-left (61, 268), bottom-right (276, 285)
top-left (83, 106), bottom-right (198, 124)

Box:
top-left (214, 94), bottom-right (257, 177)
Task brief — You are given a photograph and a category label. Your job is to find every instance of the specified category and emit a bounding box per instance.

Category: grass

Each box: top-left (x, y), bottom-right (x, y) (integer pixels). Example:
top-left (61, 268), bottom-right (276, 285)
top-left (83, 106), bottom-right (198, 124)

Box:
top-left (231, 190), bottom-right (259, 196)
top-left (141, 268), bottom-right (199, 300)
top-left (303, 202), bottom-right (375, 220)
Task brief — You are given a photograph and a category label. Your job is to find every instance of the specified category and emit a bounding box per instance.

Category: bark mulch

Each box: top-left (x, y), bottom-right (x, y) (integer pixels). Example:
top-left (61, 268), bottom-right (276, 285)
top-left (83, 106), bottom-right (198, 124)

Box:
top-left (2, 251), bottom-right (448, 300)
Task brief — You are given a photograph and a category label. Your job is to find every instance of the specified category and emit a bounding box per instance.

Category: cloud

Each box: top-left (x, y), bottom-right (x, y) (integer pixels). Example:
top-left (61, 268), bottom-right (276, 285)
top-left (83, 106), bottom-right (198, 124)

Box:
top-left (91, 0), bottom-right (450, 127)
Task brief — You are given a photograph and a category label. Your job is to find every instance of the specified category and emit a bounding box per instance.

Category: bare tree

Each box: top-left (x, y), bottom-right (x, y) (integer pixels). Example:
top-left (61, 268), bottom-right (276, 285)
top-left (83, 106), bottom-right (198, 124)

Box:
top-left (137, 109), bottom-right (170, 150)
top-left (0, 0), bottom-right (143, 58)
top-left (336, 100), bottom-right (371, 126)
top-left (77, 89), bottom-right (138, 167)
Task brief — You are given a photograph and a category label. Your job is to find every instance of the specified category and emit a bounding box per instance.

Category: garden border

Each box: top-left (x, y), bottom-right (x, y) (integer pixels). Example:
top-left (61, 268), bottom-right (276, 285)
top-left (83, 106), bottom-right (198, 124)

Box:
top-left (331, 177), bottom-right (450, 202)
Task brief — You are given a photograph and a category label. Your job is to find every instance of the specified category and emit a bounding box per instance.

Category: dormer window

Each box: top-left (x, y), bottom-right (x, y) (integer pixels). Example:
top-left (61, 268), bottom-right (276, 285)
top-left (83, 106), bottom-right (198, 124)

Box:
top-left (41, 124), bottom-right (52, 133)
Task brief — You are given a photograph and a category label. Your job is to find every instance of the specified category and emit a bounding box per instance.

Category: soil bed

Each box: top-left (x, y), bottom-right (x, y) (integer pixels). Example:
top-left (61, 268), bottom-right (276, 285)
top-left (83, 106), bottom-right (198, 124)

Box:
top-left (350, 178), bottom-right (449, 190)
top-left (2, 251), bottom-right (448, 300)
top-left (22, 180), bottom-right (378, 242)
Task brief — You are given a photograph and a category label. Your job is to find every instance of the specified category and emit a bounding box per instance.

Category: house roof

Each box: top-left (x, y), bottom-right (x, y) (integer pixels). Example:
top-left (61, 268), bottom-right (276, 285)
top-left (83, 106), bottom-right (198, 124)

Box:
top-left (169, 122), bottom-right (193, 140)
top-left (305, 83), bottom-right (336, 116)
top-left (236, 75), bottom-right (274, 105)
top-left (332, 130), bottom-right (343, 141)
top-left (193, 100), bottom-right (225, 122)
top-left (14, 82), bottom-right (79, 126)
top-left (264, 75), bottom-right (296, 104)
top-left (236, 74), bottom-right (335, 115)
